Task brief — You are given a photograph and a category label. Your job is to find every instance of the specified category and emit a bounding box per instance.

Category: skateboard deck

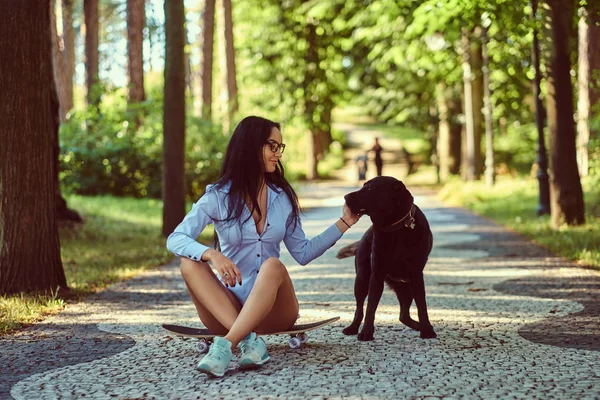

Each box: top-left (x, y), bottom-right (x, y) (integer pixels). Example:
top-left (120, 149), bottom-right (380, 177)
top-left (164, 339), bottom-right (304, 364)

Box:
top-left (163, 316), bottom-right (340, 352)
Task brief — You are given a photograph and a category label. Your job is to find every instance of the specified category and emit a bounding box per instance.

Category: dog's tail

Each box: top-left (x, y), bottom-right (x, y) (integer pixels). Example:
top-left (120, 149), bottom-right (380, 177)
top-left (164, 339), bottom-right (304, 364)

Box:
top-left (336, 241), bottom-right (359, 259)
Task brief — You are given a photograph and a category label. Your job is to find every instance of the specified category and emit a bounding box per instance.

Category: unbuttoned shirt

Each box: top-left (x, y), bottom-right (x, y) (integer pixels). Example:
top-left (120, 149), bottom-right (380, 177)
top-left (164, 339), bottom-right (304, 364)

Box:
top-left (166, 182), bottom-right (343, 304)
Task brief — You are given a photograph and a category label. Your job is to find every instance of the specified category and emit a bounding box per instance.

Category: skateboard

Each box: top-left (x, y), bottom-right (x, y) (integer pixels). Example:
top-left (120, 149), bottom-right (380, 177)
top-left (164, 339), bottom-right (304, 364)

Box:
top-left (162, 316), bottom-right (340, 353)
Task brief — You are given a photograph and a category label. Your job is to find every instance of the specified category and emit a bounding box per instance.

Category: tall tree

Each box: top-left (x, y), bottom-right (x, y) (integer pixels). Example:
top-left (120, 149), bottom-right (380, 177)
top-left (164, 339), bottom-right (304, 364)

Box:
top-left (61, 0), bottom-right (75, 114)
top-left (577, 2), bottom-right (600, 177)
top-left (223, 0), bottom-right (238, 123)
top-left (51, 0), bottom-right (82, 222)
top-left (162, 0), bottom-right (186, 237)
top-left (0, 0), bottom-right (67, 294)
top-left (470, 26), bottom-right (484, 178)
top-left (201, 0), bottom-right (215, 120)
top-left (50, 0), bottom-right (69, 122)
top-left (546, 0), bottom-right (585, 227)
top-left (84, 0), bottom-right (100, 108)
top-left (127, 0), bottom-right (146, 108)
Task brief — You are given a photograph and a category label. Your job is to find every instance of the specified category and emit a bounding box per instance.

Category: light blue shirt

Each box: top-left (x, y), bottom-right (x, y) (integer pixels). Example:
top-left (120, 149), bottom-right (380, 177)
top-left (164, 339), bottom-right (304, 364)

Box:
top-left (166, 182), bottom-right (343, 304)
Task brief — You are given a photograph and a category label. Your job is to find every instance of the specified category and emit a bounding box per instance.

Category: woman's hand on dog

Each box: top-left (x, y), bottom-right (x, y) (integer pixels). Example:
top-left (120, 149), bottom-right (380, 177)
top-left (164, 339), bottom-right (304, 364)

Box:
top-left (342, 203), bottom-right (361, 226)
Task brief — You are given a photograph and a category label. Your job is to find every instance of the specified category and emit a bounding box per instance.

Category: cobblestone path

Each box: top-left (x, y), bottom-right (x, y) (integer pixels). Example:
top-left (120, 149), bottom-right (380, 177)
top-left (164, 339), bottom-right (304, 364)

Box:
top-left (3, 181), bottom-right (599, 399)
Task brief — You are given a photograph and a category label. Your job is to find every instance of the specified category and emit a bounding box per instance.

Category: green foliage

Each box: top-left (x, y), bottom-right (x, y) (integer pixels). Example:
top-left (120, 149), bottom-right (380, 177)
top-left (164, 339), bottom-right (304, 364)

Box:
top-left (494, 122), bottom-right (539, 174)
top-left (59, 88), bottom-right (226, 201)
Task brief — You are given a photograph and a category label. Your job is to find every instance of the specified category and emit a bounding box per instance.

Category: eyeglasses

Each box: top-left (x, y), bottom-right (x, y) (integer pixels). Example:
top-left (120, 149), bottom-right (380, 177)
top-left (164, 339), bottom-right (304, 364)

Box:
top-left (265, 139), bottom-right (286, 154)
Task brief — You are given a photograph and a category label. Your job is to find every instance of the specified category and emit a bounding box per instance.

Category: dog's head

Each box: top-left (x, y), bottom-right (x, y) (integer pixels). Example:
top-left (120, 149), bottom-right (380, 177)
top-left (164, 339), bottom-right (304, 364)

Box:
top-left (344, 176), bottom-right (414, 227)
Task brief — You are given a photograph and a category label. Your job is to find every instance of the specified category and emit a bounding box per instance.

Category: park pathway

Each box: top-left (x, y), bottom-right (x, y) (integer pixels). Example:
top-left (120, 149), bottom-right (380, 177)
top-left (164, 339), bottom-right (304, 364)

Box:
top-left (2, 124), bottom-right (599, 399)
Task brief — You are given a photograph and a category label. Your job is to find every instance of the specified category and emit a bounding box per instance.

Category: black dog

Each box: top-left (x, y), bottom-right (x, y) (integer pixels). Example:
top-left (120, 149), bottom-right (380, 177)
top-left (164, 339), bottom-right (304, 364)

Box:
top-left (338, 176), bottom-right (436, 341)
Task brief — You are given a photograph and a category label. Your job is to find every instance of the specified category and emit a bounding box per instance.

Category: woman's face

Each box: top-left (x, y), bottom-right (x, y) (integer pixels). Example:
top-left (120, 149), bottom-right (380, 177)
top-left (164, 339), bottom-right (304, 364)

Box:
top-left (263, 127), bottom-right (284, 173)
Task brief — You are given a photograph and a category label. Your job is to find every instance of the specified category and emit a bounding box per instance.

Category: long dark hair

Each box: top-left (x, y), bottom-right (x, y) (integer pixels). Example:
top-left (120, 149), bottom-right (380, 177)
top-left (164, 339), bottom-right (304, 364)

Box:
top-left (212, 116), bottom-right (300, 244)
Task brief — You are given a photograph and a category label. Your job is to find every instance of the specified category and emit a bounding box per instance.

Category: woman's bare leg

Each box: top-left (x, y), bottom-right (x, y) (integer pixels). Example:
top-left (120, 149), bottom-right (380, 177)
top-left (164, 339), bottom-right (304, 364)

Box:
top-left (224, 257), bottom-right (299, 348)
top-left (180, 258), bottom-right (242, 334)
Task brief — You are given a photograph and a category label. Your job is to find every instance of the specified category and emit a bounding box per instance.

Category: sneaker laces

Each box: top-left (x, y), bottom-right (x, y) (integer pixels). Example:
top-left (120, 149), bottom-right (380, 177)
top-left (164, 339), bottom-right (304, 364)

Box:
top-left (207, 342), bottom-right (230, 361)
top-left (239, 338), bottom-right (254, 354)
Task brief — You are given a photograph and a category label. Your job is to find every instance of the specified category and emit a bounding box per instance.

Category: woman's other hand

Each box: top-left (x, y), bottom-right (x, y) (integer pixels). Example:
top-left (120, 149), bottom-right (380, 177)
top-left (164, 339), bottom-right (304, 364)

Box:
top-left (202, 249), bottom-right (242, 287)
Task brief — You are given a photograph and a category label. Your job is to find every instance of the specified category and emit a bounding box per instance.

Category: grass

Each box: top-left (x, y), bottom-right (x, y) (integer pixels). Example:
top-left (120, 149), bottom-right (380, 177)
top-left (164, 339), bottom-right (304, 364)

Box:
top-left (439, 175), bottom-right (600, 269)
top-left (1, 195), bottom-right (214, 335)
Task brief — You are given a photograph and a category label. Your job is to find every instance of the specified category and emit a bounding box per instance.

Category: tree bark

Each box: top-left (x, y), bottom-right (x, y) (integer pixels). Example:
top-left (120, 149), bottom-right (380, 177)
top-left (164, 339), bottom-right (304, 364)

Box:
top-left (127, 0), bottom-right (146, 105)
top-left (162, 0), bottom-right (186, 237)
top-left (61, 0), bottom-right (74, 113)
top-left (577, 4), bottom-right (600, 177)
top-left (201, 0), bottom-right (215, 120)
top-left (84, 0), bottom-right (100, 108)
top-left (50, 0), bottom-right (69, 122)
top-left (461, 28), bottom-right (476, 181)
top-left (305, 22), bottom-right (320, 180)
top-left (0, 0), bottom-right (67, 294)
top-left (482, 26), bottom-right (495, 186)
top-left (470, 27), bottom-right (484, 178)
top-left (547, 0), bottom-right (585, 227)
top-left (437, 83), bottom-right (451, 182)
top-left (223, 0), bottom-right (238, 123)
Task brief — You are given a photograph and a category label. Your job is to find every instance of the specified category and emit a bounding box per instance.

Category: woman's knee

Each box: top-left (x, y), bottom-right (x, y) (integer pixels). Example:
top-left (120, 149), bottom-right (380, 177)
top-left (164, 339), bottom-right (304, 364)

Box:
top-left (259, 257), bottom-right (286, 277)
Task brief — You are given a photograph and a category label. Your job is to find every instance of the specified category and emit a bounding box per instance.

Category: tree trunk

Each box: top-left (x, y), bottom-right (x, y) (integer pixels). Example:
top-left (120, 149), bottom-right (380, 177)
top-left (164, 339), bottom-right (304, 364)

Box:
top-left (577, 4), bottom-right (600, 176)
top-left (162, 0), bottom-right (186, 237)
top-left (0, 0), bottom-right (67, 295)
top-left (470, 26), bottom-right (484, 178)
top-left (50, 0), bottom-right (69, 122)
top-left (201, 0), bottom-right (215, 120)
top-left (482, 26), bottom-right (495, 186)
top-left (84, 0), bottom-right (100, 108)
top-left (223, 0), bottom-right (238, 123)
top-left (304, 22), bottom-right (321, 180)
top-left (61, 0), bottom-right (74, 113)
top-left (437, 83), bottom-right (451, 182)
top-left (461, 28), bottom-right (476, 181)
top-left (547, 0), bottom-right (585, 227)
top-left (127, 0), bottom-right (146, 106)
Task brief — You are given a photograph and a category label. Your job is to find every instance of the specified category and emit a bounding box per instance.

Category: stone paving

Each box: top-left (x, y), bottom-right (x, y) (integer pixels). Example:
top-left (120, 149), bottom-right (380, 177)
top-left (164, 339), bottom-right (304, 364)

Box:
top-left (2, 179), bottom-right (600, 399)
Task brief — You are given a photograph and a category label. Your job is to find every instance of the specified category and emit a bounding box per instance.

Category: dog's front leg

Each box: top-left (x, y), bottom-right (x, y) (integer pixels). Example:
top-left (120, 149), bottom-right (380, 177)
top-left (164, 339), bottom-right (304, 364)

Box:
top-left (412, 273), bottom-right (436, 339)
top-left (342, 259), bottom-right (369, 335)
top-left (358, 271), bottom-right (385, 341)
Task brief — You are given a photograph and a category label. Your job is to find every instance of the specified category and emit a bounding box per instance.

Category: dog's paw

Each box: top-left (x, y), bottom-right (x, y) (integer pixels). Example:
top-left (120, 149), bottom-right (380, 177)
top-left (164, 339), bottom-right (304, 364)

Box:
top-left (419, 327), bottom-right (437, 339)
top-left (357, 328), bottom-right (374, 341)
top-left (342, 325), bottom-right (359, 335)
top-left (400, 316), bottom-right (420, 331)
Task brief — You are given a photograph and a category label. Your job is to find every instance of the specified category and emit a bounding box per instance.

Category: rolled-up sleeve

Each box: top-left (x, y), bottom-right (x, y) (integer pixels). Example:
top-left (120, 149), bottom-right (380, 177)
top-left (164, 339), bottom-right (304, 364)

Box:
top-left (283, 216), bottom-right (343, 266)
top-left (166, 190), bottom-right (218, 261)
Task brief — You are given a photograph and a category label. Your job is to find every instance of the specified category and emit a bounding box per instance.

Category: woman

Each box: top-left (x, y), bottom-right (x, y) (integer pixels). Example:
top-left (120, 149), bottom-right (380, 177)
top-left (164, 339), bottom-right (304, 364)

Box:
top-left (166, 116), bottom-right (360, 377)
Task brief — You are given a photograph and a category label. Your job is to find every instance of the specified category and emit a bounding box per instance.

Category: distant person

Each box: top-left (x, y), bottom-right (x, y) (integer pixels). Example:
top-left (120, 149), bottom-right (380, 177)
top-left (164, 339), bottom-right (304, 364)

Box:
top-left (166, 116), bottom-right (361, 378)
top-left (355, 154), bottom-right (368, 182)
top-left (370, 138), bottom-right (383, 176)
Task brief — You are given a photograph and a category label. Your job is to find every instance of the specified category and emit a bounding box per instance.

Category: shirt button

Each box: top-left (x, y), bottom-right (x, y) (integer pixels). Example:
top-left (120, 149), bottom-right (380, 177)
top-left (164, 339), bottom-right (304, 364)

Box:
top-left (258, 238), bottom-right (262, 242)
top-left (257, 254), bottom-right (260, 257)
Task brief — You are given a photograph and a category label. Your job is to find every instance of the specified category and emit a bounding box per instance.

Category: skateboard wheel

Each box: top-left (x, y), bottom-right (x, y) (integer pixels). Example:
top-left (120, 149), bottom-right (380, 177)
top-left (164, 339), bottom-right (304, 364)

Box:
top-left (298, 332), bottom-right (308, 344)
top-left (288, 337), bottom-right (302, 349)
top-left (197, 340), bottom-right (210, 354)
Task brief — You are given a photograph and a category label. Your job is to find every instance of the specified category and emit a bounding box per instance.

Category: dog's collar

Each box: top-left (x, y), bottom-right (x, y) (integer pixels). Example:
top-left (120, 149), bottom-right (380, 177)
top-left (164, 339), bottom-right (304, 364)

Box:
top-left (379, 204), bottom-right (416, 232)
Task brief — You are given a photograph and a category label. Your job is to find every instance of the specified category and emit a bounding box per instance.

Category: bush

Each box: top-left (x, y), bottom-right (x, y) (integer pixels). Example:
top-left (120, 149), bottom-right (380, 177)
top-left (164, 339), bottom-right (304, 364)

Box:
top-left (493, 122), bottom-right (538, 175)
top-left (59, 89), bottom-right (226, 201)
